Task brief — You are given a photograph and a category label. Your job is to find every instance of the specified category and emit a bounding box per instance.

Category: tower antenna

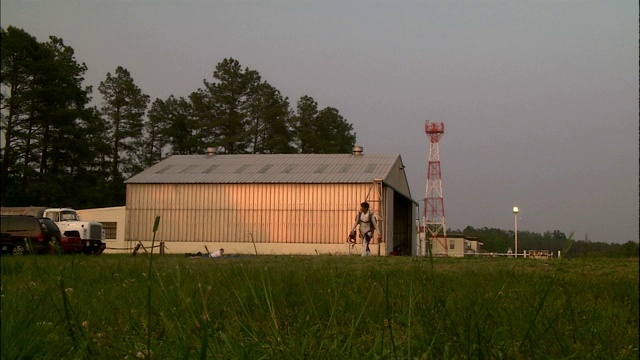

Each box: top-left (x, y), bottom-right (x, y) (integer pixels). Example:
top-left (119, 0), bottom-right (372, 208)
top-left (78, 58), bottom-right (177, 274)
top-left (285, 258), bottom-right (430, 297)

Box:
top-left (424, 121), bottom-right (447, 255)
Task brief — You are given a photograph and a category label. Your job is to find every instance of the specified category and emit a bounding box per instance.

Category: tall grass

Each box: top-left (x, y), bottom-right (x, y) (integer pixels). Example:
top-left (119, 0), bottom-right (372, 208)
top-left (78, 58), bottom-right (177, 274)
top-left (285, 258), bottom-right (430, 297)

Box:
top-left (1, 254), bottom-right (637, 358)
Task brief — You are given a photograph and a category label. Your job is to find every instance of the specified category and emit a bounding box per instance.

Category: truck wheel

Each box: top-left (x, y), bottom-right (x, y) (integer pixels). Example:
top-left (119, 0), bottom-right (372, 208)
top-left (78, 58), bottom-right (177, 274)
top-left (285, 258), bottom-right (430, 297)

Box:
top-left (12, 244), bottom-right (26, 256)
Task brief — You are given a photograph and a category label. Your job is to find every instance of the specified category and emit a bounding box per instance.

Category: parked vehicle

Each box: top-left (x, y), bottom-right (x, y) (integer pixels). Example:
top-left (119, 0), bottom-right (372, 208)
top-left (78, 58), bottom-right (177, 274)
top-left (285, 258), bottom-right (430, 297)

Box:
top-left (0, 232), bottom-right (12, 252)
top-left (37, 217), bottom-right (83, 254)
top-left (59, 235), bottom-right (84, 254)
top-left (0, 207), bottom-right (105, 254)
top-left (0, 215), bottom-right (62, 255)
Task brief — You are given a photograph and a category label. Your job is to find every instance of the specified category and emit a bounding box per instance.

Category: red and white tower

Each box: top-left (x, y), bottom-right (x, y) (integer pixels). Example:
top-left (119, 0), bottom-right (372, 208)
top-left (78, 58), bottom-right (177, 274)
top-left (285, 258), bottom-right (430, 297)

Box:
top-left (424, 121), bottom-right (447, 255)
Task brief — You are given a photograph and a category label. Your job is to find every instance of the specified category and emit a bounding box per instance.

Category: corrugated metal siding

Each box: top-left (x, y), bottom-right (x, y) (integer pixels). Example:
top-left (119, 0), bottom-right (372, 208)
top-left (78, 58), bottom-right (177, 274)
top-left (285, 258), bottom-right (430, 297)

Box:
top-left (383, 157), bottom-right (412, 199)
top-left (126, 183), bottom-right (379, 244)
top-left (125, 153), bottom-right (404, 185)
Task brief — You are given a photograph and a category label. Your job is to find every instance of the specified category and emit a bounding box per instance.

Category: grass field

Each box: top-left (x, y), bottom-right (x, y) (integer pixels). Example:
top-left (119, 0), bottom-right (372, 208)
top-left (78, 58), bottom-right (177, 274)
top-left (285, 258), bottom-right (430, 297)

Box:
top-left (1, 254), bottom-right (638, 359)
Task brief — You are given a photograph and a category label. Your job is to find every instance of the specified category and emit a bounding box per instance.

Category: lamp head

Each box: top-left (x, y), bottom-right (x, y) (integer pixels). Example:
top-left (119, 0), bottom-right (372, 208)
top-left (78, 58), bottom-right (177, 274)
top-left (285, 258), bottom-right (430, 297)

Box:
top-left (512, 206), bottom-right (519, 214)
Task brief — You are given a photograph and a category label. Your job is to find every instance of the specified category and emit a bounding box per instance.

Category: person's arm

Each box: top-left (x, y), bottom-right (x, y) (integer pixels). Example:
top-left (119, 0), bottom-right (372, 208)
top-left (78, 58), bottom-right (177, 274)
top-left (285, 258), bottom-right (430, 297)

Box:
top-left (351, 212), bottom-right (360, 232)
top-left (370, 213), bottom-right (378, 236)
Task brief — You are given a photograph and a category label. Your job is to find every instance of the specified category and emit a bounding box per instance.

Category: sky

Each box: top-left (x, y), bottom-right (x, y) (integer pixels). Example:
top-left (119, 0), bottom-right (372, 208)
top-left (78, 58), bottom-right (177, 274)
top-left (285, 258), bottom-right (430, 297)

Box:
top-left (2, 1), bottom-right (638, 244)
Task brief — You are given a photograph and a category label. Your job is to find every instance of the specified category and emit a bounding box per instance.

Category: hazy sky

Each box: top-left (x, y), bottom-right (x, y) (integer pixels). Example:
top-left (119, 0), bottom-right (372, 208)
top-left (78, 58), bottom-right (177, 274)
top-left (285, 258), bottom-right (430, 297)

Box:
top-left (2, 1), bottom-right (638, 244)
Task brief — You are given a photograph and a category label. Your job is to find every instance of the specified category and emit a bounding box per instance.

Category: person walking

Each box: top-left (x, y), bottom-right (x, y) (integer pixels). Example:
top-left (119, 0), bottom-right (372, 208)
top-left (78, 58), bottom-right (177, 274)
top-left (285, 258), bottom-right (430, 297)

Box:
top-left (351, 202), bottom-right (377, 256)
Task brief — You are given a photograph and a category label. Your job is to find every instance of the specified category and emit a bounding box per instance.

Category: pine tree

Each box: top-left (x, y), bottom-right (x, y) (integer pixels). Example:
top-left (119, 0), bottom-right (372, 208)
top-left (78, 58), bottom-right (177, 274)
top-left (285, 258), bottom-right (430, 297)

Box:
top-left (292, 95), bottom-right (356, 154)
top-left (246, 82), bottom-right (296, 154)
top-left (98, 66), bottom-right (149, 201)
top-left (202, 58), bottom-right (261, 154)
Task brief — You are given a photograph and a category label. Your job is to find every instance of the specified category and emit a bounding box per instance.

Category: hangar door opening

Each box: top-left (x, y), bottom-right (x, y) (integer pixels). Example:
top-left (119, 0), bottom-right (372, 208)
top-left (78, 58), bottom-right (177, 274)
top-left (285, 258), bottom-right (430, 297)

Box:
top-left (392, 192), bottom-right (413, 256)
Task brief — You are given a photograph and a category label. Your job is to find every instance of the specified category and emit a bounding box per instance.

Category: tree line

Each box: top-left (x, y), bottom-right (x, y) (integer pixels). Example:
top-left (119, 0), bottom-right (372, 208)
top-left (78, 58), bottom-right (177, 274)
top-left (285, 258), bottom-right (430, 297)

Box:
top-left (1, 26), bottom-right (356, 208)
top-left (455, 226), bottom-right (639, 258)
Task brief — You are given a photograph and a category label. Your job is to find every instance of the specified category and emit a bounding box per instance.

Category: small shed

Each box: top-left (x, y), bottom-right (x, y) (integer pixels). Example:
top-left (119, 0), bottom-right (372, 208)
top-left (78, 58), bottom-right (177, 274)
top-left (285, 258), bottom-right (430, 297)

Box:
top-left (427, 235), bottom-right (484, 257)
top-left (124, 148), bottom-right (418, 255)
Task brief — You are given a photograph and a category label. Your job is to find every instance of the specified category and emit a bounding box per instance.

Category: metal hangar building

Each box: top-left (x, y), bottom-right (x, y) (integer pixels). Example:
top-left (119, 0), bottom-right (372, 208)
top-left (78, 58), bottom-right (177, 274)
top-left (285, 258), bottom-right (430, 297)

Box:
top-left (124, 147), bottom-right (418, 255)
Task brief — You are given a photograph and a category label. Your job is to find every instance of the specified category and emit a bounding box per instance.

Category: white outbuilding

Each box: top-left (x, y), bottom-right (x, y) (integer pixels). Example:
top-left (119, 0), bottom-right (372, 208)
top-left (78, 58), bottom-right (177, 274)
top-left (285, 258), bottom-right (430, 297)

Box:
top-left (122, 147), bottom-right (418, 255)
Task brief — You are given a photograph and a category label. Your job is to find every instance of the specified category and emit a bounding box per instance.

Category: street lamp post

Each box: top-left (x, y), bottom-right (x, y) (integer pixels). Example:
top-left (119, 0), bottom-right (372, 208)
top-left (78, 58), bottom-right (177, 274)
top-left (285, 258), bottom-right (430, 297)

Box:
top-left (512, 206), bottom-right (519, 257)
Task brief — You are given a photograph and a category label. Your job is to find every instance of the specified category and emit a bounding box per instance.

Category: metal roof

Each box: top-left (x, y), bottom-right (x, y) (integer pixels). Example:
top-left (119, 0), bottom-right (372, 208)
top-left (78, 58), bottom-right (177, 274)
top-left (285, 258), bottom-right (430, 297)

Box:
top-left (125, 153), bottom-right (404, 185)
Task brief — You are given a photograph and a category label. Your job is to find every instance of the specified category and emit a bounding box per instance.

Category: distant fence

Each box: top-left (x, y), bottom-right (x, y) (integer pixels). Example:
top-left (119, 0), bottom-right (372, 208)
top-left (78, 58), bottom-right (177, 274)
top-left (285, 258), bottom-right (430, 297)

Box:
top-left (529, 250), bottom-right (552, 259)
top-left (103, 242), bottom-right (167, 256)
top-left (422, 250), bottom-right (560, 258)
top-left (461, 250), bottom-right (558, 258)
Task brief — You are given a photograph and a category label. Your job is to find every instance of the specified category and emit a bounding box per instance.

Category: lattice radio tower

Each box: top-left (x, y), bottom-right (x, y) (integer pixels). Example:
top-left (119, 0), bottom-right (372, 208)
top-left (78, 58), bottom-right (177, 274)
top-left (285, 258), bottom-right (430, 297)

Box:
top-left (424, 121), bottom-right (447, 255)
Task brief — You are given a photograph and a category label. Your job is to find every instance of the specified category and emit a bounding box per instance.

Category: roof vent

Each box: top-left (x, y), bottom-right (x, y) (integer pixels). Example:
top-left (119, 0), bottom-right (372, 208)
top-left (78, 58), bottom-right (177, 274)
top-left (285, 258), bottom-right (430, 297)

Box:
top-left (352, 146), bottom-right (363, 156)
top-left (206, 147), bottom-right (216, 156)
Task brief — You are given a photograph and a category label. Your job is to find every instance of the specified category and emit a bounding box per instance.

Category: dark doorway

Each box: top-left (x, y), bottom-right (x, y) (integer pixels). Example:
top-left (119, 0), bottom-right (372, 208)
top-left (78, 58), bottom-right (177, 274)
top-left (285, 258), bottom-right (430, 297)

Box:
top-left (392, 193), bottom-right (412, 256)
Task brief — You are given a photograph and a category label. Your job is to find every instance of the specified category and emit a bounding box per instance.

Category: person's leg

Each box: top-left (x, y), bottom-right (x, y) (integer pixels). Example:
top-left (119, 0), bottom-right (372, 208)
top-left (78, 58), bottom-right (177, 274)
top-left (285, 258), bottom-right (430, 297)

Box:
top-left (364, 233), bottom-right (371, 256)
